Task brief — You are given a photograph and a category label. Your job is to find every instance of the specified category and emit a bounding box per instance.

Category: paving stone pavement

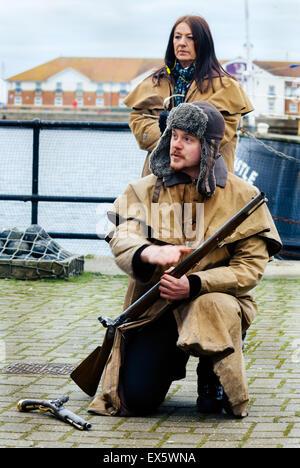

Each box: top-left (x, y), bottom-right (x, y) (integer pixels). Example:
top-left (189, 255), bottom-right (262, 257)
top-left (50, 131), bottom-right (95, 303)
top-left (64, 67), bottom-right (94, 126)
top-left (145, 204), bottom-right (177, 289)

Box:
top-left (0, 272), bottom-right (300, 449)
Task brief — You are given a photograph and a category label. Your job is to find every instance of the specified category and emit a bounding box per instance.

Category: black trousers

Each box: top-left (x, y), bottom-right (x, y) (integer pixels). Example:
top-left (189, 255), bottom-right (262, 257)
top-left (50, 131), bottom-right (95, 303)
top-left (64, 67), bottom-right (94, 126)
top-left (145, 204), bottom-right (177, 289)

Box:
top-left (119, 311), bottom-right (189, 415)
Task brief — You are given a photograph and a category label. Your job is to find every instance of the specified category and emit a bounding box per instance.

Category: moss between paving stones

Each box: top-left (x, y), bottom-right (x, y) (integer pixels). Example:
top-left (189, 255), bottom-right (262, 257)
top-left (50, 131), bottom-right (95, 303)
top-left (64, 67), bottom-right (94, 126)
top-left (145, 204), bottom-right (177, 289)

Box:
top-left (1, 277), bottom-right (299, 448)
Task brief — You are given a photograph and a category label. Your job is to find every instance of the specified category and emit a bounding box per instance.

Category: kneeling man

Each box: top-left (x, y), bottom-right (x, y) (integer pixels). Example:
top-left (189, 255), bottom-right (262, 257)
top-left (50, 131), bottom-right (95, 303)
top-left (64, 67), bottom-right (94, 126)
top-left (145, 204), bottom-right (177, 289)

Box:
top-left (89, 102), bottom-right (281, 418)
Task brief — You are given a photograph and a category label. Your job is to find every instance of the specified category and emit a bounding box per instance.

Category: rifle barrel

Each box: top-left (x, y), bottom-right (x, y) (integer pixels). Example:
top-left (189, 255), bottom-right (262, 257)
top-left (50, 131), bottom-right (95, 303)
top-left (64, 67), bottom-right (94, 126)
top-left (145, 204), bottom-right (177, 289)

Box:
top-left (71, 192), bottom-right (266, 396)
top-left (112, 192), bottom-right (265, 327)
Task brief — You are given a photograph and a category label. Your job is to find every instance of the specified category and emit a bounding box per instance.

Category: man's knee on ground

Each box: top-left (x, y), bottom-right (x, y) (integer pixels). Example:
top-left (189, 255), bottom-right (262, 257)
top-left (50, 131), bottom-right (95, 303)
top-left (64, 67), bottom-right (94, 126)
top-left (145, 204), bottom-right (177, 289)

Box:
top-left (122, 379), bottom-right (170, 415)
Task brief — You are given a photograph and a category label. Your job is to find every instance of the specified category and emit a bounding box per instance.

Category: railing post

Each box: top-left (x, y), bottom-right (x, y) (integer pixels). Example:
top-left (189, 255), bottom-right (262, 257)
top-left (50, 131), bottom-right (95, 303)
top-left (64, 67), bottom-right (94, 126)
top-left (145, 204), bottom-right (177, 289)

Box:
top-left (31, 119), bottom-right (40, 224)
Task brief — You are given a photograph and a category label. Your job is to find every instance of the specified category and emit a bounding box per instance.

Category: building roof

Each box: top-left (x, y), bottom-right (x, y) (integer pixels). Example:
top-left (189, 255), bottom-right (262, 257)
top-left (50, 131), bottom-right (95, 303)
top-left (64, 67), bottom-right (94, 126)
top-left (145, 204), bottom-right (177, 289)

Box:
top-left (253, 61), bottom-right (300, 78)
top-left (7, 57), bottom-right (300, 83)
top-left (7, 57), bottom-right (164, 82)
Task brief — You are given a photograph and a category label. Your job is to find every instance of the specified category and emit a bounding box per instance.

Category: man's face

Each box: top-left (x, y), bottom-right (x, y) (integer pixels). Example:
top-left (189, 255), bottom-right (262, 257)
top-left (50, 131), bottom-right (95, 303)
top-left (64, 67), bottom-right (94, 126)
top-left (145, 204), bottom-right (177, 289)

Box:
top-left (169, 128), bottom-right (201, 178)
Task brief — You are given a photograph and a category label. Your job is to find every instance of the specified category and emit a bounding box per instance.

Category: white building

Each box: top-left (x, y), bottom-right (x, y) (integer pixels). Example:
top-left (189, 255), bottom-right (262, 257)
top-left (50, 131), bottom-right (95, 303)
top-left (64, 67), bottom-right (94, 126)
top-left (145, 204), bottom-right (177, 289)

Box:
top-left (0, 78), bottom-right (7, 106)
top-left (223, 59), bottom-right (300, 119)
top-left (5, 57), bottom-right (163, 109)
top-left (5, 57), bottom-right (300, 120)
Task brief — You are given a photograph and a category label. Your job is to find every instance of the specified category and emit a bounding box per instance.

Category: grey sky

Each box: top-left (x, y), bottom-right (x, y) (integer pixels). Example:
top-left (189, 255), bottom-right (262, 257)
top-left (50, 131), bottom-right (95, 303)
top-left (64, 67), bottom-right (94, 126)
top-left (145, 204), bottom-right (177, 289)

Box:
top-left (0, 0), bottom-right (299, 79)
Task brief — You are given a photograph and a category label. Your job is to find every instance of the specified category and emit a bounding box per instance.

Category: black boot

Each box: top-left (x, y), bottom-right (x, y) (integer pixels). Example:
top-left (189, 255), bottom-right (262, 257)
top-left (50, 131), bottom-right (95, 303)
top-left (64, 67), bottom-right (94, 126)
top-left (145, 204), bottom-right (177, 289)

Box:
top-left (242, 332), bottom-right (246, 352)
top-left (196, 356), bottom-right (224, 414)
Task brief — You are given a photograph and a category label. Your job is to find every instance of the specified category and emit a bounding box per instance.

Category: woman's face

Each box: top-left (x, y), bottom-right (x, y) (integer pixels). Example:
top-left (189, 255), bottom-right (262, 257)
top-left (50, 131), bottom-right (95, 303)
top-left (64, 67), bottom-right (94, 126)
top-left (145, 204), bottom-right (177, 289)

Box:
top-left (173, 22), bottom-right (196, 68)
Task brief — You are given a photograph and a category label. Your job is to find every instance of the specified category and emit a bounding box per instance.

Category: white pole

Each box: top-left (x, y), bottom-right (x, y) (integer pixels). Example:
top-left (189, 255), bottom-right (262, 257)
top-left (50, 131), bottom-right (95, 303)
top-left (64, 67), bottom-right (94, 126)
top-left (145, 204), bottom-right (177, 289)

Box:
top-left (244, 0), bottom-right (256, 130)
top-left (245, 0), bottom-right (251, 65)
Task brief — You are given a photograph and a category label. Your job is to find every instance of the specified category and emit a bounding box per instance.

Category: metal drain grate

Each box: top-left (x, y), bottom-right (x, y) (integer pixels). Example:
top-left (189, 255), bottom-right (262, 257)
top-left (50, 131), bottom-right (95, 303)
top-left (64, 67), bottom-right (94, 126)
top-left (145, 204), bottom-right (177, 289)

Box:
top-left (2, 362), bottom-right (76, 375)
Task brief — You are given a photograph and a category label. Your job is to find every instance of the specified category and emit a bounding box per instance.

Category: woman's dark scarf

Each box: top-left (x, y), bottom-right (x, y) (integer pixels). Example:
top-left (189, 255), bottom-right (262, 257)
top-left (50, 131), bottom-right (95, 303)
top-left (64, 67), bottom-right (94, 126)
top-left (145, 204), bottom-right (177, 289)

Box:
top-left (171, 61), bottom-right (195, 106)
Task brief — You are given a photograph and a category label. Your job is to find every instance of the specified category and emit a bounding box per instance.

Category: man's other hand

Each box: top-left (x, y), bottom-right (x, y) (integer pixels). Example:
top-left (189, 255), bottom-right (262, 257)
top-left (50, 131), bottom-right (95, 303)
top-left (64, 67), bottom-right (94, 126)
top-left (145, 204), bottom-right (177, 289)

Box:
top-left (140, 244), bottom-right (190, 266)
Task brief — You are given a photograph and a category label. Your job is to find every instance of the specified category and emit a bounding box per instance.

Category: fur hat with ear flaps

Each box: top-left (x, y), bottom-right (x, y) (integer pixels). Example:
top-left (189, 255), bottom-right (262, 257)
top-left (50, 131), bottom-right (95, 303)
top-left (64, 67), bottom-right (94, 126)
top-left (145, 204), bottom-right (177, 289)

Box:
top-left (149, 101), bottom-right (225, 198)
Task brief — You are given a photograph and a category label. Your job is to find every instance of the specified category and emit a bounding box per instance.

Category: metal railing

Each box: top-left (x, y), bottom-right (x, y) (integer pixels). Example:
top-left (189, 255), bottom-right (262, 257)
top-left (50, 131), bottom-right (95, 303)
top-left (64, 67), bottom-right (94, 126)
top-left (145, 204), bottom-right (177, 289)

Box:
top-left (0, 119), bottom-right (130, 240)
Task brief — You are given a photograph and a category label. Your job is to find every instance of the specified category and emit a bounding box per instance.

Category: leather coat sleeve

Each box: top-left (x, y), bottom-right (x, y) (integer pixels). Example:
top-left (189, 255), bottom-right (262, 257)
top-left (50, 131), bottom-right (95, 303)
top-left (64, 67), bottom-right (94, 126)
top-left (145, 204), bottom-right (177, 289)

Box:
top-left (109, 219), bottom-right (152, 278)
top-left (192, 235), bottom-right (270, 297)
top-left (129, 110), bottom-right (162, 152)
top-left (219, 113), bottom-right (240, 149)
top-left (124, 76), bottom-right (165, 152)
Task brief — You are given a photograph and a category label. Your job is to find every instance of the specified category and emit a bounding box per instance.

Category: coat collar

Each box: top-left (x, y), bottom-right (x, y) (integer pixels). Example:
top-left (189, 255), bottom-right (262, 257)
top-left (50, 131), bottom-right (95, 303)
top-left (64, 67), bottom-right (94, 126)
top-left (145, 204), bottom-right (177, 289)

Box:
top-left (163, 154), bottom-right (228, 189)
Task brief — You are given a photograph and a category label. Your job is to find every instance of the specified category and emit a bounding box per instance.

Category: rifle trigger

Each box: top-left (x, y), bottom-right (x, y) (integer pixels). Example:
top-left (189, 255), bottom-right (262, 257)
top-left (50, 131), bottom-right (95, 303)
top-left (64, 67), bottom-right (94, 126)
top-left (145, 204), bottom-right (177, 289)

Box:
top-left (39, 406), bottom-right (52, 414)
top-left (215, 237), bottom-right (225, 248)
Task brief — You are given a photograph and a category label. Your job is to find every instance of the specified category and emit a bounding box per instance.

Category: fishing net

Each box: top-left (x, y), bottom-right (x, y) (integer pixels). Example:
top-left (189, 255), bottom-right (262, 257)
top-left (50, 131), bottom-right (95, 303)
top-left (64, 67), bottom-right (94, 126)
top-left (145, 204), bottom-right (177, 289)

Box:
top-left (0, 224), bottom-right (84, 279)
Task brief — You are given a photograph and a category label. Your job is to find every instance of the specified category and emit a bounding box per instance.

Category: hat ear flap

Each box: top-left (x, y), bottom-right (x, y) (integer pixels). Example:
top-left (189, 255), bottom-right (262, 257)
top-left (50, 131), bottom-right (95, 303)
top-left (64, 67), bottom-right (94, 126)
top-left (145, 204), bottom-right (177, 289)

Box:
top-left (149, 128), bottom-right (173, 178)
top-left (197, 139), bottom-right (220, 198)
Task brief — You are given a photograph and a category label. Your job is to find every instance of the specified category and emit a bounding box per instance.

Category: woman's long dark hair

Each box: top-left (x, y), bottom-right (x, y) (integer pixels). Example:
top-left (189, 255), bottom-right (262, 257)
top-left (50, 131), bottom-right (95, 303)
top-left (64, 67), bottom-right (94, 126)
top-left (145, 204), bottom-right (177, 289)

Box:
top-left (153, 15), bottom-right (234, 92)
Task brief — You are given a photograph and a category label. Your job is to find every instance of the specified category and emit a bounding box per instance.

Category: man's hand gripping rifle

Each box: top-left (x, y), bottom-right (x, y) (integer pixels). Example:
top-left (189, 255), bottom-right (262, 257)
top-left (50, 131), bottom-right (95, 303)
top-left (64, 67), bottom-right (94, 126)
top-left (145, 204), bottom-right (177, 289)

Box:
top-left (71, 192), bottom-right (267, 397)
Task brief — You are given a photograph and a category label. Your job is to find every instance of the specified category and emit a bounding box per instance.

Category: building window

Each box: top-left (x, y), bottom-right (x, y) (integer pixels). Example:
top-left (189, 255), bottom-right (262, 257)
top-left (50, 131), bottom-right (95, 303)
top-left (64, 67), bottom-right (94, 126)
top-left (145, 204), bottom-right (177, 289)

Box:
top-left (34, 96), bottom-right (42, 106)
top-left (119, 83), bottom-right (128, 96)
top-left (35, 82), bottom-right (42, 95)
top-left (15, 82), bottom-right (22, 94)
top-left (268, 85), bottom-right (276, 96)
top-left (76, 82), bottom-right (83, 96)
top-left (268, 100), bottom-right (275, 113)
top-left (55, 97), bottom-right (63, 106)
top-left (285, 83), bottom-right (298, 98)
top-left (119, 97), bottom-right (126, 107)
top-left (288, 102), bottom-right (298, 113)
top-left (56, 82), bottom-right (62, 95)
top-left (76, 97), bottom-right (83, 106)
top-left (96, 97), bottom-right (104, 107)
top-left (14, 96), bottom-right (22, 105)
top-left (96, 83), bottom-right (104, 96)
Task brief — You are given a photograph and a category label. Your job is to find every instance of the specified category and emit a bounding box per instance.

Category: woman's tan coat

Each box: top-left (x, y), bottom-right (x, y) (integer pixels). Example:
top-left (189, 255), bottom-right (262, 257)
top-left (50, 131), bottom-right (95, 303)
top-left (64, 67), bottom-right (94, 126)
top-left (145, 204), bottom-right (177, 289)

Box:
top-left (123, 74), bottom-right (253, 173)
top-left (88, 170), bottom-right (281, 418)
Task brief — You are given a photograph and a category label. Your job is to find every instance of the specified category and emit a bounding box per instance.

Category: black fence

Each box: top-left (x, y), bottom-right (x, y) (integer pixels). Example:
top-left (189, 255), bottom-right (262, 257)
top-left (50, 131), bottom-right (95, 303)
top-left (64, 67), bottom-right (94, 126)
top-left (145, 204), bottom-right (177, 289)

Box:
top-left (1, 119), bottom-right (299, 259)
top-left (0, 119), bottom-right (131, 241)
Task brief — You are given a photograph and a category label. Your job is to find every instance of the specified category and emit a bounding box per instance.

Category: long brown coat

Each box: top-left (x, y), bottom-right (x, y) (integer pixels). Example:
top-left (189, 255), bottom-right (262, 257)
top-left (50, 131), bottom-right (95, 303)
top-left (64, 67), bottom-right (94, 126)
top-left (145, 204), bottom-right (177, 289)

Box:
top-left (88, 170), bottom-right (281, 418)
top-left (123, 74), bottom-right (253, 173)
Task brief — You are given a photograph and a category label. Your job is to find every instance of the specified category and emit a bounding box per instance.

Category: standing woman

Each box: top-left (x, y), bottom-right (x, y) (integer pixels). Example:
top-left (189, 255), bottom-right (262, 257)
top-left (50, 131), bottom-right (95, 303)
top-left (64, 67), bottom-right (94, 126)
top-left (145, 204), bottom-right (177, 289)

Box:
top-left (123, 15), bottom-right (253, 175)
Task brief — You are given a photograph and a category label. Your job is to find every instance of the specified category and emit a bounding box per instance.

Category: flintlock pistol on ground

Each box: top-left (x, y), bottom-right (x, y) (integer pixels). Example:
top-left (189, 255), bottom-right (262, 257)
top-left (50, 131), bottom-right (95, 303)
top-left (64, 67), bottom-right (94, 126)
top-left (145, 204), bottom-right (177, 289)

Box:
top-left (17, 395), bottom-right (91, 430)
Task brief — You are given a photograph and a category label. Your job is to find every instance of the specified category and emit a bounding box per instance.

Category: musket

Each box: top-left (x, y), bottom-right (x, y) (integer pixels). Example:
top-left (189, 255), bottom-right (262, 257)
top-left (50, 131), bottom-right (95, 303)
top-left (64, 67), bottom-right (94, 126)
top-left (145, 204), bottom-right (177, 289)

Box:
top-left (71, 192), bottom-right (266, 397)
top-left (17, 395), bottom-right (92, 430)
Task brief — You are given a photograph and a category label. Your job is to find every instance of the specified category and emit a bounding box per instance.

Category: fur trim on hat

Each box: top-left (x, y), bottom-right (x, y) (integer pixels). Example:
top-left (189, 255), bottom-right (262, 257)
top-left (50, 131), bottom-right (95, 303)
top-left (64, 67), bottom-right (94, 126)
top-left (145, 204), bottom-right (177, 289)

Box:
top-left (149, 102), bottom-right (224, 199)
top-left (150, 103), bottom-right (208, 178)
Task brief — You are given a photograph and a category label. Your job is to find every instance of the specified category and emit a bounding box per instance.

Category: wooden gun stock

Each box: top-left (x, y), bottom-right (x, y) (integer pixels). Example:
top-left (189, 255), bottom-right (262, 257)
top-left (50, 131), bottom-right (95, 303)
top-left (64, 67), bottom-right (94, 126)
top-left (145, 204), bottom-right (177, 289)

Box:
top-left (70, 192), bottom-right (266, 396)
top-left (17, 395), bottom-right (91, 430)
